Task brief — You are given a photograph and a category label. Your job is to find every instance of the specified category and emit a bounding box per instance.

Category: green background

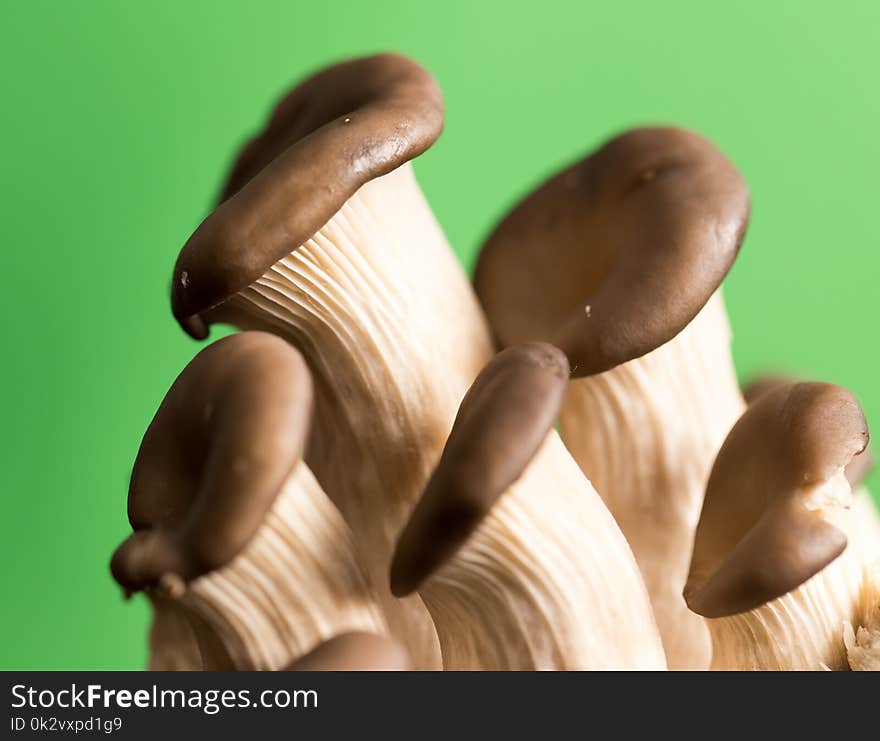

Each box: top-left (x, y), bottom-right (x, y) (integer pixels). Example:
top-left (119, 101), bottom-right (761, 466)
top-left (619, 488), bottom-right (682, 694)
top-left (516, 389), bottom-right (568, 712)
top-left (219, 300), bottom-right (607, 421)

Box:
top-left (2, 0), bottom-right (878, 669)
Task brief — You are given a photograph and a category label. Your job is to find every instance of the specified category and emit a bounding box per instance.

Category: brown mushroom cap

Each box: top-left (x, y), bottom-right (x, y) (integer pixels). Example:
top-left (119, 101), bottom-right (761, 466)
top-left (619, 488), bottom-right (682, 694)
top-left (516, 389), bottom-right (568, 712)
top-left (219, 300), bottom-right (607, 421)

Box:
top-left (389, 342), bottom-right (570, 597)
top-left (171, 52), bottom-right (444, 339)
top-left (286, 633), bottom-right (410, 671)
top-left (685, 382), bottom-right (869, 618)
top-left (743, 374), bottom-right (875, 488)
top-left (474, 127), bottom-right (750, 377)
top-left (110, 332), bottom-right (313, 592)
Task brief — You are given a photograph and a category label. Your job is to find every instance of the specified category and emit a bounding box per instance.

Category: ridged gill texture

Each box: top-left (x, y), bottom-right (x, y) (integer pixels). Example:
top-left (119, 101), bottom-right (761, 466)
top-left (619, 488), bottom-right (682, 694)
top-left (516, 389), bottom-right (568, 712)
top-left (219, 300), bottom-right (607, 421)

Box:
top-left (846, 562), bottom-right (880, 670)
top-left (212, 164), bottom-right (494, 668)
top-left (706, 488), bottom-right (877, 671)
top-left (845, 494), bottom-right (880, 670)
top-left (419, 434), bottom-right (667, 670)
top-left (559, 291), bottom-right (744, 669)
top-left (707, 549), bottom-right (862, 669)
top-left (147, 463), bottom-right (384, 670)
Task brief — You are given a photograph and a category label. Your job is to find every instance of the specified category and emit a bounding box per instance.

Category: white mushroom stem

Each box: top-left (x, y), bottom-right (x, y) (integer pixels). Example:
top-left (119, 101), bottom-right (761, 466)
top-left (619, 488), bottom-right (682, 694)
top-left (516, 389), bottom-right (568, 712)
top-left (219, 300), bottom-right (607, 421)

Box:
top-left (146, 462), bottom-right (385, 670)
top-left (845, 493), bottom-right (880, 670)
top-left (559, 291), bottom-right (743, 669)
top-left (851, 490), bottom-right (880, 561)
top-left (704, 471), bottom-right (872, 670)
top-left (210, 163), bottom-right (494, 668)
top-left (419, 434), bottom-right (667, 670)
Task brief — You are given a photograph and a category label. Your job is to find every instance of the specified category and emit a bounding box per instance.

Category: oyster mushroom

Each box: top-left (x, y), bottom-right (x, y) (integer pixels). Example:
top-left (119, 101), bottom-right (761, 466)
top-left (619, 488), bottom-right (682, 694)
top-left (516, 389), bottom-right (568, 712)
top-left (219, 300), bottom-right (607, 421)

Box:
top-left (170, 53), bottom-right (493, 669)
top-left (287, 632), bottom-right (410, 671)
top-left (684, 381), bottom-right (873, 670)
top-left (390, 343), bottom-right (666, 670)
top-left (474, 127), bottom-right (749, 668)
top-left (744, 375), bottom-right (880, 671)
top-left (111, 332), bottom-right (384, 670)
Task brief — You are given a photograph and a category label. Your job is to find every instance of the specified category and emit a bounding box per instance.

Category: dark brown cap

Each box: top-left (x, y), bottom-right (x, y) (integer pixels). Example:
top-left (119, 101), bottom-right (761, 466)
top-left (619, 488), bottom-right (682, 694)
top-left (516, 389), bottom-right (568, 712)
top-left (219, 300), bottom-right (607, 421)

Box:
top-left (172, 53), bottom-right (444, 339)
top-left (110, 332), bottom-right (314, 592)
top-left (474, 127), bottom-right (750, 377)
top-left (286, 633), bottom-right (410, 671)
top-left (685, 382), bottom-right (869, 618)
top-left (743, 373), bottom-right (875, 488)
top-left (389, 342), bottom-right (570, 596)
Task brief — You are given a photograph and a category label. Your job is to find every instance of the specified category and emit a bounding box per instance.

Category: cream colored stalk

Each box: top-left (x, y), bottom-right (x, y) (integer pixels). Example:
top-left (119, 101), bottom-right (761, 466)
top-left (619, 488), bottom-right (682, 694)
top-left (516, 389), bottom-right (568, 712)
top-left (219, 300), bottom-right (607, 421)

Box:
top-left (844, 495), bottom-right (880, 670)
top-left (846, 562), bottom-right (880, 670)
top-left (560, 291), bottom-right (743, 668)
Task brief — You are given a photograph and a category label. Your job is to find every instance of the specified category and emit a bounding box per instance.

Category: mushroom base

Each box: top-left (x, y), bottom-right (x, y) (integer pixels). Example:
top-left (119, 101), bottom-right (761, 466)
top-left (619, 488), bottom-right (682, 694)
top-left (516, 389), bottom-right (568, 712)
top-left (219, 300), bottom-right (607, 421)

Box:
top-left (852, 490), bottom-right (880, 561)
top-left (846, 562), bottom-right (880, 670)
top-left (420, 434), bottom-right (667, 670)
top-left (209, 163), bottom-right (494, 669)
top-left (845, 495), bottom-right (880, 670)
top-left (144, 463), bottom-right (384, 670)
top-left (559, 291), bottom-right (743, 669)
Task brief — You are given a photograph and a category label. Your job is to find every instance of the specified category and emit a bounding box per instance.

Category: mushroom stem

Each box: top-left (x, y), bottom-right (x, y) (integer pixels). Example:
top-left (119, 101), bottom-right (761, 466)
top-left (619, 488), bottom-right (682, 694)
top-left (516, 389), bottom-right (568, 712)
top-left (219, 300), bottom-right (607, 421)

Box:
top-left (205, 164), bottom-right (492, 667)
top-left (846, 562), bottom-right (880, 670)
top-left (852, 490), bottom-right (880, 560)
top-left (146, 464), bottom-right (386, 670)
top-left (559, 291), bottom-right (743, 668)
top-left (391, 344), bottom-right (666, 669)
top-left (843, 496), bottom-right (880, 670)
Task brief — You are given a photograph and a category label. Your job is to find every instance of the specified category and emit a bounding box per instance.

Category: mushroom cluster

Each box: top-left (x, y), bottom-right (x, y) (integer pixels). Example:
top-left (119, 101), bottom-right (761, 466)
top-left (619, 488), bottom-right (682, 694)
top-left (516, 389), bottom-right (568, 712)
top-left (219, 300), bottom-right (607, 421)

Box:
top-left (112, 53), bottom-right (880, 670)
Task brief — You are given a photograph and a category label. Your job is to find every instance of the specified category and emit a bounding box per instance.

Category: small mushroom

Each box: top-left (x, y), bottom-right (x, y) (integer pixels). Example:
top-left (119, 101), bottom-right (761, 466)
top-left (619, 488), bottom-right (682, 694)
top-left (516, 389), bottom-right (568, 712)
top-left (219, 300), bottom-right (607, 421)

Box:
top-left (390, 343), bottom-right (666, 669)
top-left (474, 127), bottom-right (749, 668)
top-left (286, 632), bottom-right (410, 671)
top-left (110, 332), bottom-right (384, 670)
top-left (744, 375), bottom-right (880, 671)
top-left (685, 382), bottom-right (872, 669)
top-left (170, 53), bottom-right (494, 668)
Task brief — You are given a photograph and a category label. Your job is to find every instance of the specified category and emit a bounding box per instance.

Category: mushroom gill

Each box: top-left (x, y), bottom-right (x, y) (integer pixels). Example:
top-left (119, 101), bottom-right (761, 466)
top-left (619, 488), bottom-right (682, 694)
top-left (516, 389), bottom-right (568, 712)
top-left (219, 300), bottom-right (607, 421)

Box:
top-left (474, 127), bottom-right (750, 668)
top-left (110, 333), bottom-right (384, 670)
top-left (390, 343), bottom-right (667, 670)
top-left (845, 562), bottom-right (880, 670)
top-left (685, 382), bottom-right (872, 670)
top-left (170, 53), bottom-right (493, 669)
